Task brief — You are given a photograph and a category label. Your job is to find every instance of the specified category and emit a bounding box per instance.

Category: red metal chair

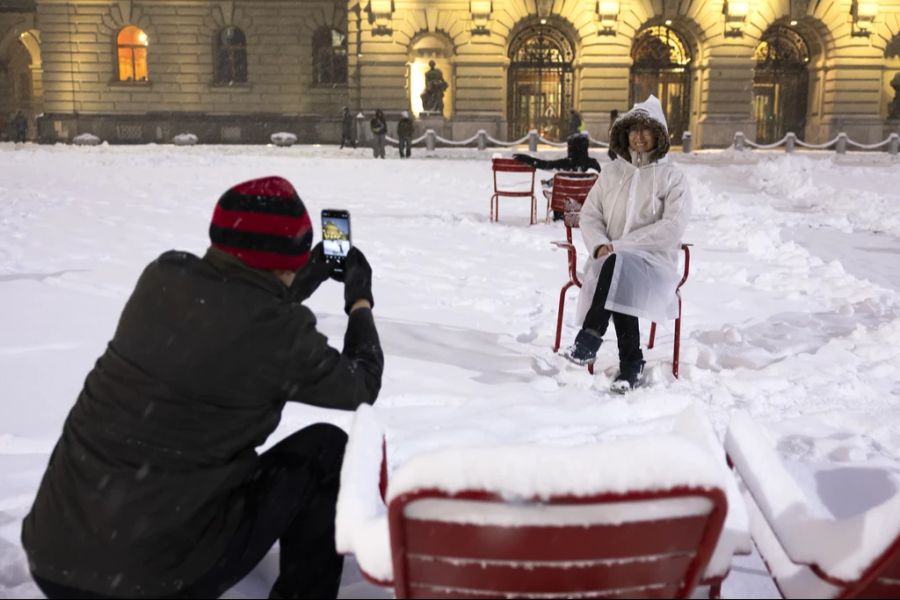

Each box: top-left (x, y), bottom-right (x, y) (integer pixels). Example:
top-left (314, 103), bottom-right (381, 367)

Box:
top-left (491, 157), bottom-right (537, 225)
top-left (544, 170), bottom-right (598, 223)
top-left (551, 200), bottom-right (692, 378)
top-left (388, 485), bottom-right (727, 598)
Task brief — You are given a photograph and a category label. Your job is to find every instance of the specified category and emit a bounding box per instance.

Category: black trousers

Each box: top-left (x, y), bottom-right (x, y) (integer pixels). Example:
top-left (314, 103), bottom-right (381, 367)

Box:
top-left (582, 254), bottom-right (643, 363)
top-left (398, 137), bottom-right (411, 158)
top-left (33, 423), bottom-right (348, 600)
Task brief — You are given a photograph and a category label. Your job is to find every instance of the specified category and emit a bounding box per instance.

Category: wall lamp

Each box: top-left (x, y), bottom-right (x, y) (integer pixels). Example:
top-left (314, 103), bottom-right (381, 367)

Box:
top-left (597, 0), bottom-right (619, 36)
top-left (723, 0), bottom-right (749, 37)
top-left (370, 0), bottom-right (394, 35)
top-left (470, 0), bottom-right (492, 35)
top-left (851, 0), bottom-right (877, 36)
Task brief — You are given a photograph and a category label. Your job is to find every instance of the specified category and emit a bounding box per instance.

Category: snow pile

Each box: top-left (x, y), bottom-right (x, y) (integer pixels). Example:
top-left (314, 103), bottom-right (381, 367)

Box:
top-left (72, 133), bottom-right (101, 146)
top-left (172, 133), bottom-right (198, 146)
top-left (726, 411), bottom-right (900, 582)
top-left (270, 132), bottom-right (298, 147)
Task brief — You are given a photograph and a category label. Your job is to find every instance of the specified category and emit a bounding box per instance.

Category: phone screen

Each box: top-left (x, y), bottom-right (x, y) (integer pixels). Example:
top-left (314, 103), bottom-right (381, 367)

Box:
top-left (321, 211), bottom-right (351, 266)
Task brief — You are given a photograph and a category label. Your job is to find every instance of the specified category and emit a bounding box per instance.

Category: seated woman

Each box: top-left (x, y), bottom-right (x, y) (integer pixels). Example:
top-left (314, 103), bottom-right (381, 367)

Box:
top-left (564, 96), bottom-right (691, 393)
top-left (513, 132), bottom-right (601, 220)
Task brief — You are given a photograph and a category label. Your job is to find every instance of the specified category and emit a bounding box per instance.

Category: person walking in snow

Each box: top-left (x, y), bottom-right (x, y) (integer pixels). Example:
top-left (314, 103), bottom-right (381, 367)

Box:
top-left (340, 106), bottom-right (357, 149)
top-left (397, 110), bottom-right (413, 159)
top-left (22, 176), bottom-right (383, 599)
top-left (513, 132), bottom-right (602, 220)
top-left (563, 95), bottom-right (691, 393)
top-left (370, 109), bottom-right (387, 159)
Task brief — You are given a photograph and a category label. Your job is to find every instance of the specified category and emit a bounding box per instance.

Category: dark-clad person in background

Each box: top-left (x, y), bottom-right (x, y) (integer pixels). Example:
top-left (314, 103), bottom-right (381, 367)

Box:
top-left (22, 176), bottom-right (383, 599)
top-left (12, 110), bottom-right (27, 143)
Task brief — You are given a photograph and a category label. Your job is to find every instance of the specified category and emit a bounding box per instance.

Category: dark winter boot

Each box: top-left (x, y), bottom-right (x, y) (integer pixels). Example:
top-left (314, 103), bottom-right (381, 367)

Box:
top-left (563, 329), bottom-right (602, 366)
top-left (610, 359), bottom-right (645, 394)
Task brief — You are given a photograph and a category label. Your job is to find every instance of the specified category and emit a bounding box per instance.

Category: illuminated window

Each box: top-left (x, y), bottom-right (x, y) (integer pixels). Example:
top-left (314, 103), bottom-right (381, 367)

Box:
top-left (215, 27), bottom-right (248, 83)
top-left (117, 26), bottom-right (149, 82)
top-left (312, 27), bottom-right (347, 85)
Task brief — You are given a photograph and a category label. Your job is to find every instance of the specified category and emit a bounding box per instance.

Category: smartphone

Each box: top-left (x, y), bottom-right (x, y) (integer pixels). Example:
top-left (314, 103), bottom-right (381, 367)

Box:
top-left (321, 209), bottom-right (351, 273)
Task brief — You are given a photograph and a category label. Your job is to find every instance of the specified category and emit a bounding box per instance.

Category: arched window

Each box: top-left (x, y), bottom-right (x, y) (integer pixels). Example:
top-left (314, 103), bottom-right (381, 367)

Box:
top-left (507, 25), bottom-right (575, 140)
top-left (630, 26), bottom-right (692, 145)
top-left (215, 27), bottom-right (248, 84)
top-left (753, 26), bottom-right (810, 143)
top-left (312, 27), bottom-right (347, 85)
top-left (117, 25), bottom-right (149, 82)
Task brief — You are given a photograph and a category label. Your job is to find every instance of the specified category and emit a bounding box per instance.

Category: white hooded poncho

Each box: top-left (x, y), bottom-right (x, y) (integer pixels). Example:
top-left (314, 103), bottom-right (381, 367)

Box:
top-left (575, 95), bottom-right (692, 324)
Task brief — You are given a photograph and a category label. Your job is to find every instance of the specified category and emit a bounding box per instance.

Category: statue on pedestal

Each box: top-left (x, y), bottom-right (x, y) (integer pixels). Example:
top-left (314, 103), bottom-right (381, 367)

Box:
top-left (889, 72), bottom-right (900, 120)
top-left (420, 60), bottom-right (448, 116)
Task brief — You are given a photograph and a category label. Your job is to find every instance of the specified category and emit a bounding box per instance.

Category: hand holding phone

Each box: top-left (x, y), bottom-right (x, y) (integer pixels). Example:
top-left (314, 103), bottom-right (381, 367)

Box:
top-left (321, 209), bottom-right (351, 274)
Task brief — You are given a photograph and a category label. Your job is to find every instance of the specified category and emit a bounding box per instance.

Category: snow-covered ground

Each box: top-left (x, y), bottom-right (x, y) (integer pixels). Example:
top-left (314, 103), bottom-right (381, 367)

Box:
top-left (1, 142), bottom-right (899, 599)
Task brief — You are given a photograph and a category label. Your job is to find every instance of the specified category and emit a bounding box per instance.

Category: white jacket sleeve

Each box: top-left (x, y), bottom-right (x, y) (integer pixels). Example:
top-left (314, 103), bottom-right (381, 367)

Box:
top-left (579, 177), bottom-right (611, 257)
top-left (615, 167), bottom-right (691, 253)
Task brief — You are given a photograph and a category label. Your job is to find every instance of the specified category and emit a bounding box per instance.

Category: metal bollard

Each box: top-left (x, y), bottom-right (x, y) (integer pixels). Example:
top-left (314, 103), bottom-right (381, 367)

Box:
top-left (682, 131), bottom-right (692, 154)
top-left (477, 130), bottom-right (487, 151)
top-left (835, 132), bottom-right (847, 154)
top-left (785, 132), bottom-right (796, 153)
top-left (734, 131), bottom-right (745, 151)
top-left (889, 133), bottom-right (899, 157)
top-left (528, 129), bottom-right (538, 152)
top-left (425, 129), bottom-right (436, 152)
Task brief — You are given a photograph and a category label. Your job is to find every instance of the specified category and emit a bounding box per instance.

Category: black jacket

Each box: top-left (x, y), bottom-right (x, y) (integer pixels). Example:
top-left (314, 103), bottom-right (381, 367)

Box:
top-left (514, 134), bottom-right (601, 173)
top-left (397, 117), bottom-right (414, 139)
top-left (370, 116), bottom-right (387, 135)
top-left (22, 248), bottom-right (383, 597)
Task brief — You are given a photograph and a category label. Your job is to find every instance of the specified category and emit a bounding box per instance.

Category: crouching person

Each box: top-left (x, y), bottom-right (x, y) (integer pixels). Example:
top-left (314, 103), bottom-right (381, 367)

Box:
top-left (564, 96), bottom-right (690, 393)
top-left (22, 176), bottom-right (383, 599)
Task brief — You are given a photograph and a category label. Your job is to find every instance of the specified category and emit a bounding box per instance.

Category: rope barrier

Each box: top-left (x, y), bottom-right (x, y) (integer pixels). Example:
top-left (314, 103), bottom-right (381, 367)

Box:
top-left (434, 132), bottom-right (481, 146)
top-left (537, 135), bottom-right (567, 147)
top-left (485, 133), bottom-right (531, 146)
top-left (846, 137), bottom-right (895, 150)
top-left (742, 134), bottom-right (791, 150)
top-left (794, 135), bottom-right (842, 149)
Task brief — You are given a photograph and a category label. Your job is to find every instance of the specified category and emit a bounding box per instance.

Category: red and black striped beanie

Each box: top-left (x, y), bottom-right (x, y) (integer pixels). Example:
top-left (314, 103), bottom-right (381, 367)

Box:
top-left (209, 176), bottom-right (312, 271)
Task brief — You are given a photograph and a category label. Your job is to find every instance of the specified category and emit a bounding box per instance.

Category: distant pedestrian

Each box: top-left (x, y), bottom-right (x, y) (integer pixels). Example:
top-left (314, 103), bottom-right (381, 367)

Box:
top-left (568, 109), bottom-right (585, 137)
top-left (340, 106), bottom-right (357, 149)
top-left (12, 111), bottom-right (27, 143)
top-left (370, 109), bottom-right (387, 159)
top-left (397, 111), bottom-right (413, 159)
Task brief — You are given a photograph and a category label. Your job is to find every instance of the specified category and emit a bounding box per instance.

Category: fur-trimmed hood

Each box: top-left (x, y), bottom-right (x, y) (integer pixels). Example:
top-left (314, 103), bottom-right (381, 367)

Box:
top-left (609, 95), bottom-right (670, 163)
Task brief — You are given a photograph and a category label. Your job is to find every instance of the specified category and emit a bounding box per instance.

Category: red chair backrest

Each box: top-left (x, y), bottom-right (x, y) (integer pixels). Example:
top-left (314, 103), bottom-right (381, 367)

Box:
top-left (492, 157), bottom-right (537, 173)
top-left (492, 157), bottom-right (536, 196)
top-left (550, 171), bottom-right (598, 214)
top-left (389, 486), bottom-right (727, 599)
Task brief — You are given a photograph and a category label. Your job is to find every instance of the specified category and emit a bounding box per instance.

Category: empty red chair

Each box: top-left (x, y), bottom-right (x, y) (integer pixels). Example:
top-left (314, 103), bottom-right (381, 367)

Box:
top-left (490, 157), bottom-right (537, 225)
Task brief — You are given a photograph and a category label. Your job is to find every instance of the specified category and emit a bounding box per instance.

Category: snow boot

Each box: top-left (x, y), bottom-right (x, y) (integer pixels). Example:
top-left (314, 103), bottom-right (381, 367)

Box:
top-left (610, 359), bottom-right (645, 394)
top-left (563, 329), bottom-right (602, 366)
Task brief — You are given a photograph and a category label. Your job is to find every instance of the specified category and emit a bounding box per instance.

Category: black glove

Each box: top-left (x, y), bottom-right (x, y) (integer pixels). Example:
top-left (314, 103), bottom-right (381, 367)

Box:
top-left (290, 242), bottom-right (333, 302)
top-left (342, 247), bottom-right (374, 315)
top-left (512, 153), bottom-right (535, 166)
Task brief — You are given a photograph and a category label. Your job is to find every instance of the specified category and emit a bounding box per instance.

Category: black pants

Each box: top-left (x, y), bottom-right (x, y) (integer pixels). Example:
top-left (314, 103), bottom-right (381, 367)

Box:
top-left (398, 137), bottom-right (411, 158)
top-left (339, 135), bottom-right (356, 149)
top-left (582, 254), bottom-right (643, 363)
top-left (33, 423), bottom-right (348, 600)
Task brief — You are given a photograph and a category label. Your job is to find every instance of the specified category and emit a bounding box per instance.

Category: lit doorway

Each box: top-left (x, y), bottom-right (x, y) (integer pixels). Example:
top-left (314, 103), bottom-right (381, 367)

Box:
top-left (630, 26), bottom-right (692, 146)
top-left (507, 26), bottom-right (574, 141)
top-left (753, 25), bottom-right (810, 143)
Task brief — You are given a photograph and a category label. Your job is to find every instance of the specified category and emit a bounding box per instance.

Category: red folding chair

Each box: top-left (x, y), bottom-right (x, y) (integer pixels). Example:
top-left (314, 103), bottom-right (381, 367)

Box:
top-left (490, 158), bottom-right (537, 225)
top-left (387, 446), bottom-right (728, 599)
top-left (551, 203), bottom-right (692, 378)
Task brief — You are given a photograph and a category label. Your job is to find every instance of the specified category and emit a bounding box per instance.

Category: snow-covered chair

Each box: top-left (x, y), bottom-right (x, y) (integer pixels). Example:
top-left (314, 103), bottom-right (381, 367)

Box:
top-left (337, 406), bottom-right (743, 599)
top-left (725, 411), bottom-right (900, 598)
top-left (490, 158), bottom-right (537, 225)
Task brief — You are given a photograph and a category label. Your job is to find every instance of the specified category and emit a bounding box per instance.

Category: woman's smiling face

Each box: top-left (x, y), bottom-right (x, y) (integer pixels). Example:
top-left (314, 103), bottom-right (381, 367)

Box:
top-left (628, 125), bottom-right (657, 153)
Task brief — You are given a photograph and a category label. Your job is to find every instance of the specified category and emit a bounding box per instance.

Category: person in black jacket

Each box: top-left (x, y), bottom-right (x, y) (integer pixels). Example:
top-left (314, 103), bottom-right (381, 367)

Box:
top-left (370, 109), bottom-right (387, 159)
top-left (22, 176), bottom-right (383, 600)
top-left (397, 111), bottom-right (413, 158)
top-left (513, 132), bottom-right (602, 220)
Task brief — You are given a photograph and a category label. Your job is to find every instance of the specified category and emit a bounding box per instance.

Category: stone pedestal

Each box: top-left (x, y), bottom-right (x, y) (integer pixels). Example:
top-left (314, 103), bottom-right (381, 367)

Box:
top-left (418, 114), bottom-right (450, 139)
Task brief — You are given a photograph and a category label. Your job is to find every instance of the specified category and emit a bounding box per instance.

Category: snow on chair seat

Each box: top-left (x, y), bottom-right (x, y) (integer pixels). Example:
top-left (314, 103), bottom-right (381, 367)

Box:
top-left (725, 411), bottom-right (900, 598)
top-left (385, 435), bottom-right (729, 598)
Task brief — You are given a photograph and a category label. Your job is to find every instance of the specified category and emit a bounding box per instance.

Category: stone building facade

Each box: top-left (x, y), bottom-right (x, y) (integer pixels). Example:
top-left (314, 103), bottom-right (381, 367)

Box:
top-left (1, 0), bottom-right (899, 147)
